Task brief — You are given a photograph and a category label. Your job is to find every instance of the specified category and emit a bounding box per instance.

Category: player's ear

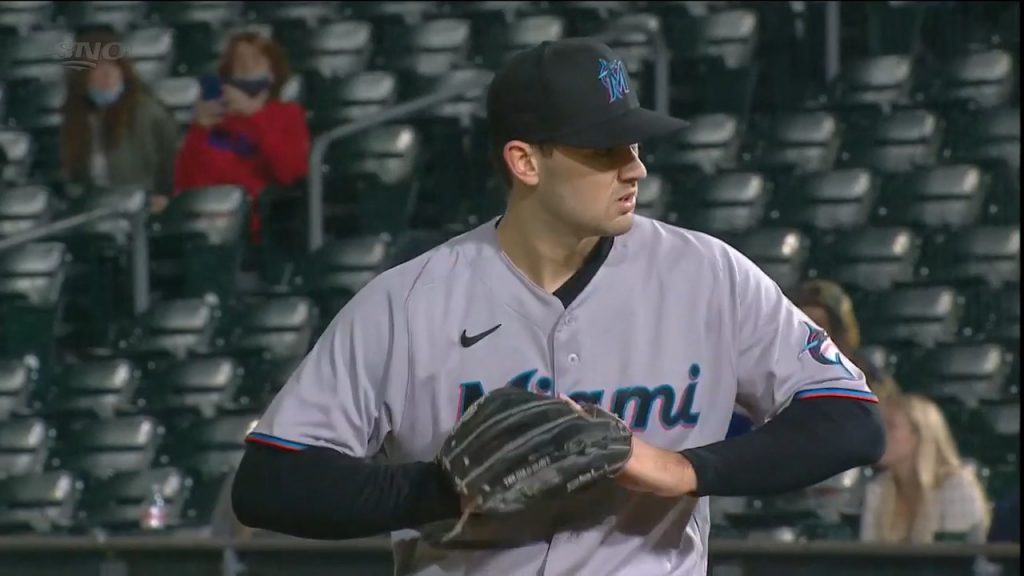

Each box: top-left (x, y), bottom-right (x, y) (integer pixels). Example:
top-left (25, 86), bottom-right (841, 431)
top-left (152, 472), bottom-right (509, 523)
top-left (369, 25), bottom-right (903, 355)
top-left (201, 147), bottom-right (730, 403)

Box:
top-left (504, 140), bottom-right (541, 187)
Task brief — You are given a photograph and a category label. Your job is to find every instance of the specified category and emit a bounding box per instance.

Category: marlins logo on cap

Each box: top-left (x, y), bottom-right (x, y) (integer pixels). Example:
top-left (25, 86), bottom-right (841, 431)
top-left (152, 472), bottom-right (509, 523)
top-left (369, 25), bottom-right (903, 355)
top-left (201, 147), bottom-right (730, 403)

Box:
top-left (598, 58), bottom-right (630, 103)
top-left (800, 322), bottom-right (854, 379)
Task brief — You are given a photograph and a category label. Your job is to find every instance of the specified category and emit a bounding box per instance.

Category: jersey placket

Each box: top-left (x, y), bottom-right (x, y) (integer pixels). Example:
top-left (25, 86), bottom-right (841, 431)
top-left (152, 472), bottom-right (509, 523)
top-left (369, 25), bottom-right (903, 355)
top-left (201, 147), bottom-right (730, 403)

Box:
top-left (549, 310), bottom-right (583, 398)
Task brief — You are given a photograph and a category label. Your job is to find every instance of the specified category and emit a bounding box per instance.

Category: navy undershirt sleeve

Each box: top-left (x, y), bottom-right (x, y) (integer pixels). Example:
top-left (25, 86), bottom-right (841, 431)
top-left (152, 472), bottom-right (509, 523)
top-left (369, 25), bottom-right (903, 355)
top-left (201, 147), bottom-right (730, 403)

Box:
top-left (681, 397), bottom-right (885, 497)
top-left (231, 444), bottom-right (461, 540)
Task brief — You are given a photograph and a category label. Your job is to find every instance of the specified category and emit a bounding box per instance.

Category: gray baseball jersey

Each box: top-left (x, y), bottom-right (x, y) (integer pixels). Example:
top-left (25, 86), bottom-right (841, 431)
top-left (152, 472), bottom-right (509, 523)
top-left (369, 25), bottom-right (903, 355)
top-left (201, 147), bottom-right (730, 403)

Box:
top-left (249, 215), bottom-right (877, 575)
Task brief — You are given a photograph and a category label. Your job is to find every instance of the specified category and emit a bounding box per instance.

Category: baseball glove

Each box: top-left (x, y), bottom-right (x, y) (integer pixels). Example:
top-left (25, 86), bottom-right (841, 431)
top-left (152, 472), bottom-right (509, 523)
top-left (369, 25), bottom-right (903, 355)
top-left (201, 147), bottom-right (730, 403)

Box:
top-left (428, 386), bottom-right (633, 545)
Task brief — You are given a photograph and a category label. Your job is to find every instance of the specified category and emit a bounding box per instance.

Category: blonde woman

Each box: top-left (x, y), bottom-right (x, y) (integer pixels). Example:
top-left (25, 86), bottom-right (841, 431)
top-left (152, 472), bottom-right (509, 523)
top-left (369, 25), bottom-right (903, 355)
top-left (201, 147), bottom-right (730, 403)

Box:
top-left (860, 394), bottom-right (991, 543)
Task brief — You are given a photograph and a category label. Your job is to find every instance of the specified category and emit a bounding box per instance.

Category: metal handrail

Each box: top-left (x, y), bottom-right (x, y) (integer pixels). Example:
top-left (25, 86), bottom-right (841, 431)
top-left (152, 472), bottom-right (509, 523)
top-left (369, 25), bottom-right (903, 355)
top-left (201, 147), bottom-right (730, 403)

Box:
top-left (0, 203), bottom-right (150, 316)
top-left (307, 24), bottom-right (673, 252)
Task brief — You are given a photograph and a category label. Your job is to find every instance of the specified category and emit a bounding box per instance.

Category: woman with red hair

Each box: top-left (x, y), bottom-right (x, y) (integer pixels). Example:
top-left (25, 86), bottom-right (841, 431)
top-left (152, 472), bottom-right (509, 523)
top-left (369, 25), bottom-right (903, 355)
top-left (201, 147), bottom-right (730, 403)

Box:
top-left (173, 32), bottom-right (310, 244)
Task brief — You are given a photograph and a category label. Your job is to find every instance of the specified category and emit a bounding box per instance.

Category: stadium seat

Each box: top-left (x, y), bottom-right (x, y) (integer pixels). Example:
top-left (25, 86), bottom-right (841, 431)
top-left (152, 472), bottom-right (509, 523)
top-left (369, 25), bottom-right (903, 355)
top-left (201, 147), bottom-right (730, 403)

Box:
top-left (117, 297), bottom-right (219, 361)
top-left (142, 357), bottom-right (243, 419)
top-left (0, 2), bottom-right (55, 34)
top-left (677, 172), bottom-right (768, 235)
top-left (58, 1), bottom-right (148, 34)
top-left (54, 416), bottom-right (164, 479)
top-left (0, 417), bottom-right (51, 480)
top-left (0, 185), bottom-right (52, 238)
top-left (0, 129), bottom-right (33, 185)
top-left (297, 20), bottom-right (373, 81)
top-left (910, 343), bottom-right (1011, 406)
top-left (830, 54), bottom-right (915, 113)
top-left (782, 169), bottom-right (877, 231)
top-left (150, 1), bottom-right (242, 27)
top-left (924, 226), bottom-right (1020, 288)
top-left (750, 111), bottom-right (841, 174)
top-left (324, 124), bottom-right (422, 236)
top-left (922, 48), bottom-right (1016, 111)
top-left (884, 164), bottom-right (987, 230)
top-left (948, 108), bottom-right (1019, 219)
top-left (0, 242), bottom-right (68, 365)
top-left (220, 296), bottom-right (316, 361)
top-left (490, 14), bottom-right (566, 67)
top-left (841, 109), bottom-right (943, 174)
top-left (390, 18), bottom-right (472, 88)
top-left (733, 228), bottom-right (808, 293)
top-left (350, 2), bottom-right (439, 51)
top-left (162, 413), bottom-right (258, 479)
top-left (974, 401), bottom-right (1021, 470)
top-left (294, 234), bottom-right (390, 322)
top-left (652, 113), bottom-right (740, 176)
top-left (46, 359), bottom-right (140, 419)
top-left (635, 173), bottom-right (670, 221)
top-left (0, 470), bottom-right (81, 534)
top-left (245, 1), bottom-right (340, 26)
top-left (3, 28), bottom-right (71, 70)
top-left (545, 1), bottom-right (629, 37)
top-left (690, 8), bottom-right (759, 70)
top-left (826, 227), bottom-right (920, 293)
top-left (5, 75), bottom-right (64, 131)
top-left (860, 285), bottom-right (961, 348)
top-left (0, 356), bottom-right (38, 420)
top-left (124, 26), bottom-right (176, 83)
top-left (150, 185), bottom-right (249, 300)
top-left (601, 13), bottom-right (662, 108)
top-left (76, 466), bottom-right (192, 532)
top-left (967, 284), bottom-right (1021, 344)
top-left (312, 71), bottom-right (399, 128)
top-left (153, 76), bottom-right (199, 127)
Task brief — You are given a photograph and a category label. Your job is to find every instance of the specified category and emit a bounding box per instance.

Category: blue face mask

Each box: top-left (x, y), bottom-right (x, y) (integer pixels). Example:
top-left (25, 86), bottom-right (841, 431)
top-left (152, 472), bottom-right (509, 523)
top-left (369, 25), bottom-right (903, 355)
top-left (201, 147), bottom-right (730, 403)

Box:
top-left (88, 84), bottom-right (124, 107)
top-left (226, 75), bottom-right (272, 97)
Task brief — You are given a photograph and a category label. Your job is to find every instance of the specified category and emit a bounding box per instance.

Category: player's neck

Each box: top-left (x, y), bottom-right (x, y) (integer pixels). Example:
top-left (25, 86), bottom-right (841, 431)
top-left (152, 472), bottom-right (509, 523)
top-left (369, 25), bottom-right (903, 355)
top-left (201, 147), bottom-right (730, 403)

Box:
top-left (496, 208), bottom-right (600, 294)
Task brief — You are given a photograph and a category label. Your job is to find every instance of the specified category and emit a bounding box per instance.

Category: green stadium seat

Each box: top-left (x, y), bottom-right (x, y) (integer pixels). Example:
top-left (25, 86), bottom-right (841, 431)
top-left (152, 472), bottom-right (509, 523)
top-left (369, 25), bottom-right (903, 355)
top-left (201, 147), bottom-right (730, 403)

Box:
top-left (698, 9), bottom-right (759, 70)
top-left (751, 111), bottom-right (841, 175)
top-left (0, 128), bottom-right (33, 185)
top-left (923, 48), bottom-right (1016, 111)
top-left (58, 1), bottom-right (147, 34)
top-left (142, 357), bottom-right (243, 419)
top-left (679, 172), bottom-right (768, 235)
top-left (0, 185), bottom-right (52, 238)
top-left (3, 28), bottom-right (71, 69)
top-left (392, 18), bottom-right (472, 87)
top-left (221, 296), bottom-right (316, 361)
top-left (124, 26), bottom-right (176, 83)
top-left (733, 228), bottom-right (808, 293)
top-left (0, 2), bottom-right (55, 34)
top-left (967, 284), bottom-right (1021, 345)
top-left (924, 226), bottom-right (1020, 288)
top-left (841, 109), bottom-right (943, 174)
top-left (909, 343), bottom-right (1011, 406)
top-left (0, 417), bottom-right (51, 480)
top-left (860, 285), bottom-right (961, 348)
top-left (324, 124), bottom-right (422, 236)
top-left (245, 1), bottom-right (340, 26)
top-left (831, 54), bottom-right (915, 113)
top-left (493, 14), bottom-right (566, 67)
top-left (0, 242), bottom-right (68, 365)
top-left (54, 416), bottom-right (164, 480)
top-left (298, 20), bottom-right (373, 80)
top-left (0, 356), bottom-right (38, 420)
top-left (294, 234), bottom-right (389, 321)
top-left (150, 0), bottom-right (242, 27)
top-left (150, 185), bottom-right (249, 300)
top-left (46, 359), bottom-right (140, 419)
top-left (118, 297), bottom-right (220, 360)
top-left (783, 169), bottom-right (877, 231)
top-left (351, 2), bottom-right (439, 51)
top-left (652, 113), bottom-right (740, 176)
top-left (312, 71), bottom-right (398, 129)
top-left (76, 466), bottom-right (192, 532)
top-left (885, 164), bottom-right (988, 230)
top-left (0, 470), bottom-right (82, 534)
top-left (826, 227), bottom-right (920, 293)
top-left (163, 413), bottom-right (258, 479)
top-left (153, 76), bottom-right (199, 127)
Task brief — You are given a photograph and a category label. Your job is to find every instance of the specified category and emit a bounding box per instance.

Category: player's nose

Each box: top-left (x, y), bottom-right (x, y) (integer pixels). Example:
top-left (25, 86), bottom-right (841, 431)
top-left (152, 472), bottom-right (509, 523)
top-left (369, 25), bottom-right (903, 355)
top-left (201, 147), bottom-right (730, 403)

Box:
top-left (619, 150), bottom-right (647, 183)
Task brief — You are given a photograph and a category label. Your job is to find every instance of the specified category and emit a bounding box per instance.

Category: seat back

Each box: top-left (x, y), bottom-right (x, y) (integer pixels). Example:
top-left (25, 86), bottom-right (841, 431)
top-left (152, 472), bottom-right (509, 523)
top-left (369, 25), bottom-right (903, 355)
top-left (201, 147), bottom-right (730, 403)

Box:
top-left (77, 467), bottom-right (191, 531)
top-left (56, 416), bottom-right (164, 480)
top-left (0, 185), bottom-right (53, 238)
top-left (0, 417), bottom-right (51, 479)
top-left (49, 359), bottom-right (139, 419)
top-left (0, 470), bottom-right (81, 534)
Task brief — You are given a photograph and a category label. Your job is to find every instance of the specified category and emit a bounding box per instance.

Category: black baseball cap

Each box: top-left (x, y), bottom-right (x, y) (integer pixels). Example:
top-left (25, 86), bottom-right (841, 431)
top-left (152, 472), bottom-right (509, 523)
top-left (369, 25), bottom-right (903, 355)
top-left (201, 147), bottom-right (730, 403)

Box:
top-left (487, 38), bottom-right (689, 150)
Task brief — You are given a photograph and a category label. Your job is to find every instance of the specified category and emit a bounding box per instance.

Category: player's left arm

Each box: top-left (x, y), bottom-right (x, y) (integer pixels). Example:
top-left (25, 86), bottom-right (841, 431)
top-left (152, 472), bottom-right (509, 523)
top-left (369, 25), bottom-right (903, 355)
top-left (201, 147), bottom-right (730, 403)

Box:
top-left (617, 246), bottom-right (885, 498)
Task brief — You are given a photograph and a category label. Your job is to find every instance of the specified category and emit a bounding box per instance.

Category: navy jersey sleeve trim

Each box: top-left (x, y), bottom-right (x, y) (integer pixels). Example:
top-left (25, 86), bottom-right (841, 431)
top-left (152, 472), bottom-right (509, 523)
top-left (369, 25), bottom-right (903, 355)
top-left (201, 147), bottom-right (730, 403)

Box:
top-left (681, 396), bottom-right (885, 497)
top-left (232, 442), bottom-right (461, 540)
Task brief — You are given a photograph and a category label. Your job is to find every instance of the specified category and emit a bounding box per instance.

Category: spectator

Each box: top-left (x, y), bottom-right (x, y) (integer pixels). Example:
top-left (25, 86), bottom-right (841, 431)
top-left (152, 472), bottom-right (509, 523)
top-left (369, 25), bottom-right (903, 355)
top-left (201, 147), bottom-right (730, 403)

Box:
top-left (173, 32), bottom-right (310, 244)
top-left (60, 29), bottom-right (179, 209)
top-left (795, 279), bottom-right (902, 401)
top-left (860, 394), bottom-right (991, 543)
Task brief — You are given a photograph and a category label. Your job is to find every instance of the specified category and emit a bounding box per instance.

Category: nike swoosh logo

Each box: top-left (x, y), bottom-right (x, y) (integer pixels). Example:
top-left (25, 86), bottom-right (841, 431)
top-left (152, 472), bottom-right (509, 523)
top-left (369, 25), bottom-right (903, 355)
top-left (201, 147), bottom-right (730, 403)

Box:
top-left (460, 324), bottom-right (502, 348)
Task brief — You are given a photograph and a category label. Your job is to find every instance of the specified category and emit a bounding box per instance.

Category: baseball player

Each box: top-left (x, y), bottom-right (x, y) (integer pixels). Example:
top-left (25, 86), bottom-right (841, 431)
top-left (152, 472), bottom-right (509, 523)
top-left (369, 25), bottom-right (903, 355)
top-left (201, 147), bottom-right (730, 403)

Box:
top-left (232, 39), bottom-right (885, 575)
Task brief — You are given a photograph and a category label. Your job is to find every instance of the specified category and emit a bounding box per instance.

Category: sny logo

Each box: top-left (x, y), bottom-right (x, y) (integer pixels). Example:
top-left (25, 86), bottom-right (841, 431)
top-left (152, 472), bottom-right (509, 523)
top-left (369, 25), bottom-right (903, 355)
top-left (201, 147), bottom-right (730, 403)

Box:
top-left (598, 59), bottom-right (630, 103)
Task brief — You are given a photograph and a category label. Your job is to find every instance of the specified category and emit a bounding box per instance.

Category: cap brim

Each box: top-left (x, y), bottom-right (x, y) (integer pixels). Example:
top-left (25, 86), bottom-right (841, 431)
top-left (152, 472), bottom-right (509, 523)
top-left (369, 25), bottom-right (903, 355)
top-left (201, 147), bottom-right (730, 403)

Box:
top-left (550, 107), bottom-right (690, 149)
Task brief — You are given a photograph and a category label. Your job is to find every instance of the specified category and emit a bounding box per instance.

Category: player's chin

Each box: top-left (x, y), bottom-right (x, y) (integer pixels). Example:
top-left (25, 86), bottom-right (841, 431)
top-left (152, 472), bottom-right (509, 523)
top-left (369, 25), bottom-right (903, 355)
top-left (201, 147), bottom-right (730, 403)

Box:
top-left (603, 212), bottom-right (635, 236)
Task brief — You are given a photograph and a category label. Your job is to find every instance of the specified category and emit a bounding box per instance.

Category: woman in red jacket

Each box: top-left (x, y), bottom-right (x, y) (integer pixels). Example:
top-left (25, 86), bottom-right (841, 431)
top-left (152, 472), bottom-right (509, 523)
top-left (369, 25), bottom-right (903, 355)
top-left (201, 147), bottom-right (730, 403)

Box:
top-left (173, 32), bottom-right (310, 244)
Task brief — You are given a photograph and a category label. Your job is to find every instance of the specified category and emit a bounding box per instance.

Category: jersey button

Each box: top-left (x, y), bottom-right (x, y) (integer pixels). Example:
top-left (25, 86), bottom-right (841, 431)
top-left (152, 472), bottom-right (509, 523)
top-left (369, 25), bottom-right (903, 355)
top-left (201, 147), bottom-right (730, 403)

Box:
top-left (565, 315), bottom-right (575, 326)
top-left (568, 353), bottom-right (579, 365)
